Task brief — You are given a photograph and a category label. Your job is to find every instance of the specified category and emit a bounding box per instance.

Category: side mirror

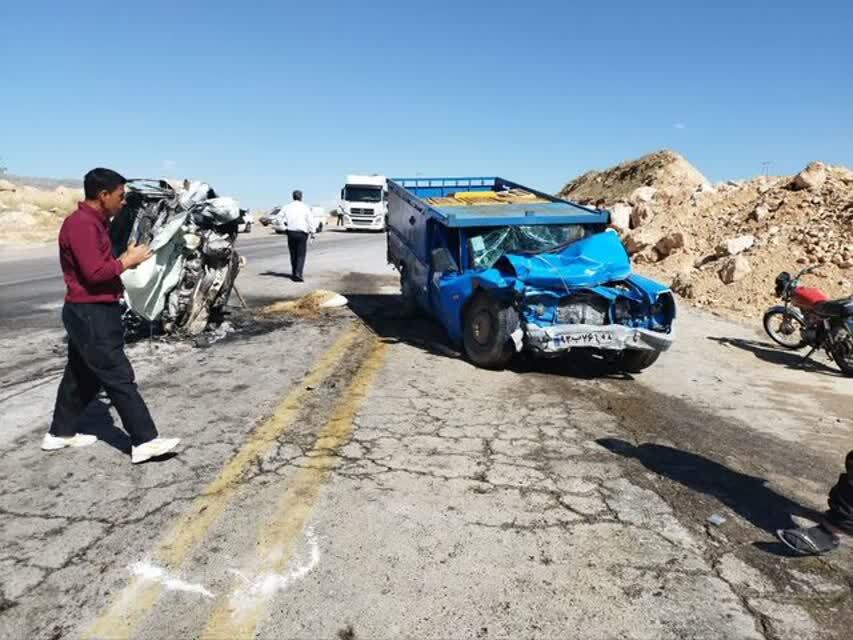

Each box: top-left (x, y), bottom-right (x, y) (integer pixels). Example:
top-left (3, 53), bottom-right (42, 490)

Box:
top-left (340, 189), bottom-right (345, 199)
top-left (431, 247), bottom-right (458, 274)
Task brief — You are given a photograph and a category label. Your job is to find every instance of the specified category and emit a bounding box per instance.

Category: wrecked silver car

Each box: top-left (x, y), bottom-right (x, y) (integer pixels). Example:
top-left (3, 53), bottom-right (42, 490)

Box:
top-left (110, 180), bottom-right (247, 335)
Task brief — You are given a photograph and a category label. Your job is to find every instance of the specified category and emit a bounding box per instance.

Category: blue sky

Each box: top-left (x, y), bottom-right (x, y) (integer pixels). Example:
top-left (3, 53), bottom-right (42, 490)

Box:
top-left (2, 0), bottom-right (851, 209)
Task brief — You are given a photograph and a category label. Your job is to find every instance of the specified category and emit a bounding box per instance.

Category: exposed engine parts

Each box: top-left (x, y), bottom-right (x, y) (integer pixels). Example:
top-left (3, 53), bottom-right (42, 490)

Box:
top-left (110, 179), bottom-right (248, 336)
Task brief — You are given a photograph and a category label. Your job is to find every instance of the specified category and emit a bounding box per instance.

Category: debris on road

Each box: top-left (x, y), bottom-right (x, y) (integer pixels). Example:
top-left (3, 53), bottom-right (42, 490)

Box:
top-left (707, 513), bottom-right (728, 527)
top-left (259, 290), bottom-right (349, 318)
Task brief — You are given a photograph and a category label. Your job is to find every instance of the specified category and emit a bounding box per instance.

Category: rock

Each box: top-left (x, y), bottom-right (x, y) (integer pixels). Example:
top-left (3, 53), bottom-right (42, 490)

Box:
top-left (655, 232), bottom-right (686, 258)
top-left (629, 202), bottom-right (653, 229)
top-left (750, 205), bottom-right (770, 222)
top-left (719, 256), bottom-right (752, 284)
top-left (623, 230), bottom-right (660, 255)
top-left (791, 162), bottom-right (827, 191)
top-left (768, 226), bottom-right (780, 236)
top-left (608, 202), bottom-right (632, 232)
top-left (716, 235), bottom-right (755, 257)
top-left (671, 272), bottom-right (695, 299)
top-left (0, 179), bottom-right (16, 192)
top-left (629, 186), bottom-right (657, 205)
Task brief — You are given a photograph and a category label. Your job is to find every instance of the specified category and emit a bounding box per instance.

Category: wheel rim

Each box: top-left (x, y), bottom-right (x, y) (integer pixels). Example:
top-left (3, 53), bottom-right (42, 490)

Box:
top-left (471, 309), bottom-right (493, 346)
top-left (766, 313), bottom-right (804, 348)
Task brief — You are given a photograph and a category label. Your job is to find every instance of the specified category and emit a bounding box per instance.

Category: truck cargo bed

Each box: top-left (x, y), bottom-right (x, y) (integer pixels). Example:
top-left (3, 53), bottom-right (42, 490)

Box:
top-left (390, 177), bottom-right (607, 228)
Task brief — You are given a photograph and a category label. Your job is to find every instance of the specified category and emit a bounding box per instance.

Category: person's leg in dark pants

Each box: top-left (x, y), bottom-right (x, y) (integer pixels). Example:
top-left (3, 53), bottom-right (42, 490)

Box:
top-left (49, 339), bottom-right (102, 437)
top-left (827, 450), bottom-right (853, 533)
top-left (294, 231), bottom-right (308, 280)
top-left (286, 231), bottom-right (308, 280)
top-left (286, 232), bottom-right (299, 278)
top-left (66, 303), bottom-right (159, 447)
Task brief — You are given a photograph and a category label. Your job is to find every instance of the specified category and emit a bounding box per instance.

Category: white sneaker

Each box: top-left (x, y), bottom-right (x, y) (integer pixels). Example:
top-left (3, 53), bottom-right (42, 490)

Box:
top-left (41, 433), bottom-right (98, 451)
top-left (131, 437), bottom-right (180, 464)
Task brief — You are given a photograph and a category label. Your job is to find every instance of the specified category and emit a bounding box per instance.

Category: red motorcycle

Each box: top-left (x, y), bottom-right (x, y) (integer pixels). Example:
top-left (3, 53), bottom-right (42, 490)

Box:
top-left (763, 266), bottom-right (853, 375)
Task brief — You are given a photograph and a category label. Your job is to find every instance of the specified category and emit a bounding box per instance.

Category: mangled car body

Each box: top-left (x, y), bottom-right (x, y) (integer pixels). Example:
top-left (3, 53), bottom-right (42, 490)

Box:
top-left (386, 177), bottom-right (675, 370)
top-left (110, 180), bottom-right (247, 335)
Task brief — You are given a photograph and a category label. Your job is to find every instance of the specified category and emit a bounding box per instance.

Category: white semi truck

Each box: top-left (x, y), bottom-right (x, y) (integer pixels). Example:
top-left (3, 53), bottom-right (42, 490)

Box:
top-left (339, 174), bottom-right (387, 231)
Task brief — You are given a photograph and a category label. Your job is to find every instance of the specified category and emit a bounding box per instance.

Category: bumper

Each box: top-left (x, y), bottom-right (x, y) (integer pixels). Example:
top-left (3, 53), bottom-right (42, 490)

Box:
top-left (525, 323), bottom-right (674, 353)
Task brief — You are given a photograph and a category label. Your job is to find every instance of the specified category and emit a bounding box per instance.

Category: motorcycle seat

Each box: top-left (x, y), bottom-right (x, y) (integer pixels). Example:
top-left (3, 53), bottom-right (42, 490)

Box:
top-left (814, 297), bottom-right (853, 318)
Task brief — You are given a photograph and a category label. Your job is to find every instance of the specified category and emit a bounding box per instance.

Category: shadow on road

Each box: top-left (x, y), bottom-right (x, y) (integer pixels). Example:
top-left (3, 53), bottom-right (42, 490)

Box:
top-left (707, 336), bottom-right (840, 376)
top-left (345, 292), bottom-right (635, 380)
top-left (259, 270), bottom-right (295, 280)
top-left (596, 438), bottom-right (825, 534)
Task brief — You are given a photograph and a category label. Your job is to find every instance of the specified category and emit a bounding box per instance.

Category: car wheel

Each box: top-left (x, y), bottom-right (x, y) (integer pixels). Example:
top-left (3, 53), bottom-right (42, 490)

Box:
top-left (618, 350), bottom-right (660, 373)
top-left (463, 291), bottom-right (519, 369)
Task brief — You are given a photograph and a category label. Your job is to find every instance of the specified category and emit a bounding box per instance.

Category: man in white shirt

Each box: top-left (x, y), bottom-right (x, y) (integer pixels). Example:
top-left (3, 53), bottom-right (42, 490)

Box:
top-left (279, 190), bottom-right (314, 282)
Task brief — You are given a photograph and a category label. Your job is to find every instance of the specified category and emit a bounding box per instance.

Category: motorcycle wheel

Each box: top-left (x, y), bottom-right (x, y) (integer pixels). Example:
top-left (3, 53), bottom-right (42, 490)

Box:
top-left (763, 309), bottom-right (807, 349)
top-left (830, 325), bottom-right (853, 376)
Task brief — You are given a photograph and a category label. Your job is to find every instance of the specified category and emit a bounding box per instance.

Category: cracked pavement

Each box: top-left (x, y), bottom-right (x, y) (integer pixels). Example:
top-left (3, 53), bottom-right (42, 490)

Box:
top-left (1, 231), bottom-right (851, 639)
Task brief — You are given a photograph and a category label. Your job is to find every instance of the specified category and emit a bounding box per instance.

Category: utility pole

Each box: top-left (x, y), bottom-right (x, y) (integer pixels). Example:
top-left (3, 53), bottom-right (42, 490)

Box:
top-left (761, 161), bottom-right (772, 177)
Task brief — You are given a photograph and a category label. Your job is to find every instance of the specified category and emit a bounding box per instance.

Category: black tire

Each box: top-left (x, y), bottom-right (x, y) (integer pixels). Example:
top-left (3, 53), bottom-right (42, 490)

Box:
top-left (618, 350), bottom-right (661, 373)
top-left (829, 325), bottom-right (853, 376)
top-left (463, 291), bottom-right (519, 369)
top-left (763, 308), bottom-right (807, 349)
top-left (399, 267), bottom-right (418, 317)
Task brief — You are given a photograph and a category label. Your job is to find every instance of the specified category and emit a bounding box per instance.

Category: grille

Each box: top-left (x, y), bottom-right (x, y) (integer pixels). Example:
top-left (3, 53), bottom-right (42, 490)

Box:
top-left (351, 208), bottom-right (373, 215)
top-left (557, 294), bottom-right (609, 325)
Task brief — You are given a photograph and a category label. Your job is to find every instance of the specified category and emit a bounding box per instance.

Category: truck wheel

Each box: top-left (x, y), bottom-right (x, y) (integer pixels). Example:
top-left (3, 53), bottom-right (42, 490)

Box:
top-left (618, 350), bottom-right (660, 373)
top-left (463, 292), bottom-right (519, 369)
top-left (399, 268), bottom-right (418, 316)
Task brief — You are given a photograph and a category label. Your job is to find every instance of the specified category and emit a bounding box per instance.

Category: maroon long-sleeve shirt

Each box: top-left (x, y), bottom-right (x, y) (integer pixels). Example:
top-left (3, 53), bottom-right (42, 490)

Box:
top-left (59, 202), bottom-right (125, 303)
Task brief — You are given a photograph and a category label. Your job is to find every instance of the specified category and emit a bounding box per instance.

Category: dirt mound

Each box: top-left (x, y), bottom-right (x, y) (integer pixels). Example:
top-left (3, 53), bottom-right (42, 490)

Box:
top-left (260, 291), bottom-right (349, 318)
top-left (559, 152), bottom-right (853, 321)
top-left (558, 150), bottom-right (711, 206)
top-left (0, 178), bottom-right (82, 245)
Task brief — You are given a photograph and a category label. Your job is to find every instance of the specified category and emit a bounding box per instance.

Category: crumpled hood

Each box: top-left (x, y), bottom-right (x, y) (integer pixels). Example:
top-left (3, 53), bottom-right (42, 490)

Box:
top-left (493, 230), bottom-right (631, 289)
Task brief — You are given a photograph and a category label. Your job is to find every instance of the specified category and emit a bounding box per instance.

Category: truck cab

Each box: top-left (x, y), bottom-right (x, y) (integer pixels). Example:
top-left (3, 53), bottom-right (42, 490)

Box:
top-left (339, 174), bottom-right (387, 231)
top-left (386, 177), bottom-right (675, 371)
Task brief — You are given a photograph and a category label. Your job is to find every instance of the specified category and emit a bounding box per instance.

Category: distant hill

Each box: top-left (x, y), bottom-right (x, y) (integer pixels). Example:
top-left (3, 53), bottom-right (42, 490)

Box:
top-left (2, 174), bottom-right (83, 189)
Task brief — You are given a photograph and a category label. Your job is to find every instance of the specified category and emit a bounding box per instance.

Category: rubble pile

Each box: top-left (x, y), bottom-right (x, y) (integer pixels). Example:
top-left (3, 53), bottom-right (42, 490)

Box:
top-left (559, 152), bottom-right (853, 320)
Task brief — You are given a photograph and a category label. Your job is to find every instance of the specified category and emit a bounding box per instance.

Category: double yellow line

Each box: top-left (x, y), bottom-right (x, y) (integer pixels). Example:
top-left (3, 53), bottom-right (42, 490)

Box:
top-left (85, 326), bottom-right (385, 640)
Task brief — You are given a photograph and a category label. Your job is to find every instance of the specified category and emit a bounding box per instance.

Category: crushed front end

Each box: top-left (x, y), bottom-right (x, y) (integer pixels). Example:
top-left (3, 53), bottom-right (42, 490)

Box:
top-left (474, 230), bottom-right (676, 360)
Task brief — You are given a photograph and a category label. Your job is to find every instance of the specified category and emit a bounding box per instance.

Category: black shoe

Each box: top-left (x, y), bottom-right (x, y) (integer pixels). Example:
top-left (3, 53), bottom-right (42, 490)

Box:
top-left (293, 276), bottom-right (304, 282)
top-left (776, 524), bottom-right (841, 556)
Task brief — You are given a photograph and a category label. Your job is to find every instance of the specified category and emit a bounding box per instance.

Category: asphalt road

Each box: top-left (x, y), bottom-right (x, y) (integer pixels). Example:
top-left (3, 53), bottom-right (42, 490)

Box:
top-left (1, 230), bottom-right (851, 640)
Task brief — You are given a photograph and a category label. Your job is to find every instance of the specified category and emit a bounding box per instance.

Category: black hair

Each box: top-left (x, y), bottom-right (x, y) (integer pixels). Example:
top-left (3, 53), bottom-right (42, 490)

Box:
top-left (293, 190), bottom-right (303, 201)
top-left (84, 168), bottom-right (127, 200)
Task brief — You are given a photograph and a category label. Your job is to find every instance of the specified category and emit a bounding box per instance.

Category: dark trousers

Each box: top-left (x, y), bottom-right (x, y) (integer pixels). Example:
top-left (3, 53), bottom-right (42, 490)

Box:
top-left (286, 231), bottom-right (309, 280)
top-left (827, 450), bottom-right (853, 533)
top-left (50, 303), bottom-right (158, 447)
top-left (336, 214), bottom-right (344, 227)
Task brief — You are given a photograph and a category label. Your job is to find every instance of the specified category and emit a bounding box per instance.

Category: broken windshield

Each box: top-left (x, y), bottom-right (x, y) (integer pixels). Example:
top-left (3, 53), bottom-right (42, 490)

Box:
top-left (468, 224), bottom-right (587, 269)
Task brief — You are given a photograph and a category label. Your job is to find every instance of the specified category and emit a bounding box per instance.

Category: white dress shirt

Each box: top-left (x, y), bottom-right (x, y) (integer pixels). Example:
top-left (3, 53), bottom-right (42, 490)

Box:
top-left (279, 200), bottom-right (313, 234)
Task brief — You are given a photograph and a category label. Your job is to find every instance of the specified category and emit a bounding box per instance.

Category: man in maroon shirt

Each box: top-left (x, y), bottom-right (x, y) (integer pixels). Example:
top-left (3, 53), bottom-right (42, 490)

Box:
top-left (43, 168), bottom-right (180, 464)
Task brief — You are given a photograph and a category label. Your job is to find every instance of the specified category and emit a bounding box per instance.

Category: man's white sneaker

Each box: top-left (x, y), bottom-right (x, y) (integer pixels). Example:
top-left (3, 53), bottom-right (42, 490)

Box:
top-left (131, 437), bottom-right (180, 464)
top-left (41, 433), bottom-right (98, 451)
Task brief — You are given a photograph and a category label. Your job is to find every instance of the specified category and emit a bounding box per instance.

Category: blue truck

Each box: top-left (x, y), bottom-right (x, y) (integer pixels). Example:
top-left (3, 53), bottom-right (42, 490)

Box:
top-left (386, 177), bottom-right (676, 370)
